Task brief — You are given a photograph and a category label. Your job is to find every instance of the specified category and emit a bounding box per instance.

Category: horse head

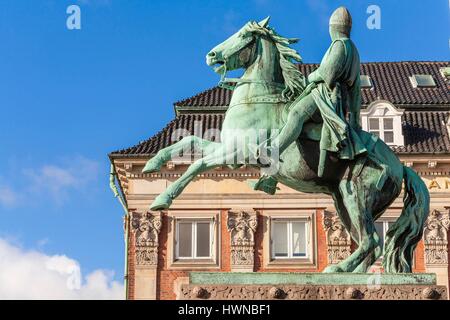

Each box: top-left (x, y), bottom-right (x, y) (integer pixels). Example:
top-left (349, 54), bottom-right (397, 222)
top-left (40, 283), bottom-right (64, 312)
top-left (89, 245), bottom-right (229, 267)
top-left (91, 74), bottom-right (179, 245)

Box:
top-left (206, 17), bottom-right (270, 75)
top-left (206, 17), bottom-right (306, 100)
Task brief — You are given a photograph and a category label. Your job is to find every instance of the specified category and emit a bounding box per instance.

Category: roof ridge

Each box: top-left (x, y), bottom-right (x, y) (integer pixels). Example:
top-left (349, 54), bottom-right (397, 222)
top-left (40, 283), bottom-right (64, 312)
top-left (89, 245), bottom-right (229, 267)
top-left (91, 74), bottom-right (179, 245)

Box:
top-left (109, 117), bottom-right (180, 156)
top-left (173, 86), bottom-right (222, 107)
top-left (360, 61), bottom-right (449, 64)
top-left (172, 61), bottom-right (450, 108)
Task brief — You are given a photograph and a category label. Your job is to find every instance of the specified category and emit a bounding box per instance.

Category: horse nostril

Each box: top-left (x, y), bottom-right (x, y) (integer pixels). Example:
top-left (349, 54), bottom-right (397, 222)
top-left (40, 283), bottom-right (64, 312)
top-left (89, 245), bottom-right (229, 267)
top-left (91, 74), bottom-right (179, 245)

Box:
top-left (207, 51), bottom-right (216, 57)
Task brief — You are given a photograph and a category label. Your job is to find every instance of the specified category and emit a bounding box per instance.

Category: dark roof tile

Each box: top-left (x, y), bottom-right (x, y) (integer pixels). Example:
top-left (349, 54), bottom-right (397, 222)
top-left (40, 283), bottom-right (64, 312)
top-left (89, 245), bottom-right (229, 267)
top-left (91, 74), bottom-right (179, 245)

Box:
top-left (175, 62), bottom-right (449, 107)
top-left (110, 111), bottom-right (450, 156)
top-left (110, 61), bottom-right (450, 157)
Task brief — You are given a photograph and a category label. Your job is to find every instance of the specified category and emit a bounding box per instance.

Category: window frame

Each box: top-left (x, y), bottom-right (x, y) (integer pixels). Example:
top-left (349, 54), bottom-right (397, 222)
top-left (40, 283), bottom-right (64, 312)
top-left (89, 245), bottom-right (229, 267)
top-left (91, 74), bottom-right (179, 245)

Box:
top-left (262, 210), bottom-right (317, 269)
top-left (271, 219), bottom-right (309, 260)
top-left (175, 219), bottom-right (213, 260)
top-left (167, 210), bottom-right (220, 270)
top-left (368, 117), bottom-right (395, 144)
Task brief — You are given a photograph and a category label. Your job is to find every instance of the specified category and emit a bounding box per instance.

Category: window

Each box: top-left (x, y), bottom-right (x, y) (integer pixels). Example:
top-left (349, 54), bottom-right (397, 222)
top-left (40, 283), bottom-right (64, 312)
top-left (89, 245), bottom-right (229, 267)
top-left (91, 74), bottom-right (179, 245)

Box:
top-left (440, 67), bottom-right (450, 81)
top-left (360, 75), bottom-right (372, 88)
top-left (368, 117), bottom-right (394, 144)
top-left (374, 220), bottom-right (394, 255)
top-left (175, 220), bottom-right (212, 259)
top-left (409, 74), bottom-right (436, 88)
top-left (271, 219), bottom-right (308, 259)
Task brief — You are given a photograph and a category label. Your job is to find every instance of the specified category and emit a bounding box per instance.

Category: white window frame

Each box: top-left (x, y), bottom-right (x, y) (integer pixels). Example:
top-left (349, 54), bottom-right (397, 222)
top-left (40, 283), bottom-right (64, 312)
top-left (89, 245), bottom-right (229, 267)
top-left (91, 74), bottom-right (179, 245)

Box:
top-left (175, 219), bottom-right (213, 260)
top-left (360, 100), bottom-right (404, 146)
top-left (270, 219), bottom-right (309, 260)
top-left (368, 117), bottom-right (395, 144)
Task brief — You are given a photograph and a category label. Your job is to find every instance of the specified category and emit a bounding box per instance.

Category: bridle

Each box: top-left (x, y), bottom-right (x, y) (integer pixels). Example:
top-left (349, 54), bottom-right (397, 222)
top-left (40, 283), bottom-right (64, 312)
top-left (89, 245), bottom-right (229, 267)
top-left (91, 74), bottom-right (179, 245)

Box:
top-left (217, 35), bottom-right (286, 91)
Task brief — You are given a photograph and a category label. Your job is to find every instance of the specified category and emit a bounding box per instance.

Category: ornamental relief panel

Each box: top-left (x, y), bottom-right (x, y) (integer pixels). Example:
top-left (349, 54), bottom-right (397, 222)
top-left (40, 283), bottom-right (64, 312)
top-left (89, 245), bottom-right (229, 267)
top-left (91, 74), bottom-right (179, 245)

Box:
top-left (423, 209), bottom-right (450, 265)
top-left (227, 211), bottom-right (258, 268)
top-left (322, 211), bottom-right (351, 265)
top-left (131, 211), bottom-right (162, 267)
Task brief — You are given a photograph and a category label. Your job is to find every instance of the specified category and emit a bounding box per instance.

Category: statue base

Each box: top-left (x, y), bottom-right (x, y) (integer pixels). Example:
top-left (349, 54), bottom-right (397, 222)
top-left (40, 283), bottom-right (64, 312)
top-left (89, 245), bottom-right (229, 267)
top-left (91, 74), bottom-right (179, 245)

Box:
top-left (179, 272), bottom-right (447, 300)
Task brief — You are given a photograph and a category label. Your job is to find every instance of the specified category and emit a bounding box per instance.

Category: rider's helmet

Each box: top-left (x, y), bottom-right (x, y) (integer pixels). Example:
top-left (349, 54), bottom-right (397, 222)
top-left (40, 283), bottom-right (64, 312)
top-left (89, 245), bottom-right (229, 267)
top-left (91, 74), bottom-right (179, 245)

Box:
top-left (329, 6), bottom-right (352, 36)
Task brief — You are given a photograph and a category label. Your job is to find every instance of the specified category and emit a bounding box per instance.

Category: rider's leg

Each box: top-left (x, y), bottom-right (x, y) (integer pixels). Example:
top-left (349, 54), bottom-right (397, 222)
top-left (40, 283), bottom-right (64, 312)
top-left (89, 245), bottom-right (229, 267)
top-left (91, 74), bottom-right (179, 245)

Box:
top-left (273, 94), bottom-right (318, 155)
top-left (252, 94), bottom-right (317, 194)
top-left (253, 94), bottom-right (317, 166)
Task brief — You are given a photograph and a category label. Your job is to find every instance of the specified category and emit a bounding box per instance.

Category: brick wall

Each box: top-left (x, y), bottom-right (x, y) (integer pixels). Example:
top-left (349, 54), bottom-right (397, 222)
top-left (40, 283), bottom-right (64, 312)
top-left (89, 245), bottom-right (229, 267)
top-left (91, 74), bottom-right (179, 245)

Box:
top-left (126, 208), bottom-right (430, 300)
top-left (126, 222), bottom-right (135, 300)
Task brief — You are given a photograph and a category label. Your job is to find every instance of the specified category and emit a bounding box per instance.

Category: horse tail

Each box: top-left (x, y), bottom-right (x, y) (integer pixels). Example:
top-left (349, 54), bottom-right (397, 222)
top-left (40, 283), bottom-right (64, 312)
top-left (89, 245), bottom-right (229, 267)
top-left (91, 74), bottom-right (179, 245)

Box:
top-left (383, 166), bottom-right (430, 273)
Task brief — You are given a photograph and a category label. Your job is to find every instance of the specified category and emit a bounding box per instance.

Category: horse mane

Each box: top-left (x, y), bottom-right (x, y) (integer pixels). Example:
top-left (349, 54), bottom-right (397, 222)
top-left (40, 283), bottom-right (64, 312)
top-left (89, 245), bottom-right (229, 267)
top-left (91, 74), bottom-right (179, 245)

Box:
top-left (245, 21), bottom-right (307, 101)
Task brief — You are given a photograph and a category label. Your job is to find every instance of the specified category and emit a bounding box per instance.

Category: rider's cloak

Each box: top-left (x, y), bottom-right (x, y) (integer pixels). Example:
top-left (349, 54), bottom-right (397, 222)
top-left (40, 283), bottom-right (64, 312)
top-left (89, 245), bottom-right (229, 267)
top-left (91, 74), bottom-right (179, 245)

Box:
top-left (309, 37), bottom-right (367, 176)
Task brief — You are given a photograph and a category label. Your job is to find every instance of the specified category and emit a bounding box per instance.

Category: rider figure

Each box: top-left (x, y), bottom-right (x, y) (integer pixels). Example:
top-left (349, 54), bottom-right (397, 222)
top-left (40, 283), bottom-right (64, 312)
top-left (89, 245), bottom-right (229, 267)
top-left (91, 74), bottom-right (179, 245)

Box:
top-left (252, 6), bottom-right (367, 194)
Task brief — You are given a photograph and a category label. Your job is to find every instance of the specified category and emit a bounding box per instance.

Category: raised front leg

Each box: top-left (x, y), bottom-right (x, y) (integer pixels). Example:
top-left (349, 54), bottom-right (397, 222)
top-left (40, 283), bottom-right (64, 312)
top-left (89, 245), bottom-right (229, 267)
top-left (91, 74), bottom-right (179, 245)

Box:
top-left (150, 145), bottom-right (236, 210)
top-left (142, 136), bottom-right (221, 173)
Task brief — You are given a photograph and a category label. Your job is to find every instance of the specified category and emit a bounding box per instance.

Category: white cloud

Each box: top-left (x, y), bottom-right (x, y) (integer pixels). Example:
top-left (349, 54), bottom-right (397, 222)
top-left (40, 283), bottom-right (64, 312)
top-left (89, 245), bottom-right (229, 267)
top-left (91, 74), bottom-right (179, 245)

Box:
top-left (1, 156), bottom-right (100, 208)
top-left (0, 238), bottom-right (124, 300)
top-left (22, 156), bottom-right (100, 205)
top-left (0, 185), bottom-right (19, 207)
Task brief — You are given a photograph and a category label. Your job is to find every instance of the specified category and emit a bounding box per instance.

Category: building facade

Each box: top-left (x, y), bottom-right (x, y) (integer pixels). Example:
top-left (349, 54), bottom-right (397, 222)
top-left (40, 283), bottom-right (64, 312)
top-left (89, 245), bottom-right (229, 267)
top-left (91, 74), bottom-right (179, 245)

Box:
top-left (109, 61), bottom-right (450, 300)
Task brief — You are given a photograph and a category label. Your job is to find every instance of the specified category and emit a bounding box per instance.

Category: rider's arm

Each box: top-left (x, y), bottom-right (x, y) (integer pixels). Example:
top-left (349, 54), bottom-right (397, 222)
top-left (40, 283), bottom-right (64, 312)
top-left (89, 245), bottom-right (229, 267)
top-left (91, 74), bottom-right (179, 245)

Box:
top-left (315, 40), bottom-right (346, 90)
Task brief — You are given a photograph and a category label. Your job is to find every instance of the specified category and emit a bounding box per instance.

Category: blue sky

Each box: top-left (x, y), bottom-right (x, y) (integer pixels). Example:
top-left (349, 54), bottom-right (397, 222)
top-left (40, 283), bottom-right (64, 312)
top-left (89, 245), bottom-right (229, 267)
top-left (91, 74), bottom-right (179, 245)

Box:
top-left (0, 0), bottom-right (448, 298)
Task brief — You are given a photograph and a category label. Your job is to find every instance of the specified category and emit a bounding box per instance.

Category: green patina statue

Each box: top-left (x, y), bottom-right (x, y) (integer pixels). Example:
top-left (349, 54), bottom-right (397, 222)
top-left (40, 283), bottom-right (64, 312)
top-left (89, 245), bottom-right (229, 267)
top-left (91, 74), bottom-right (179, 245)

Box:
top-left (142, 7), bottom-right (430, 274)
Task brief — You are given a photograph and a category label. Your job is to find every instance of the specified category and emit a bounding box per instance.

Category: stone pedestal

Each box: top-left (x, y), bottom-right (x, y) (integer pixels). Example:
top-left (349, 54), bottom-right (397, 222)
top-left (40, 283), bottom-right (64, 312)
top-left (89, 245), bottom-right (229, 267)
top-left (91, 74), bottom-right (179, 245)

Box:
top-left (179, 272), bottom-right (448, 300)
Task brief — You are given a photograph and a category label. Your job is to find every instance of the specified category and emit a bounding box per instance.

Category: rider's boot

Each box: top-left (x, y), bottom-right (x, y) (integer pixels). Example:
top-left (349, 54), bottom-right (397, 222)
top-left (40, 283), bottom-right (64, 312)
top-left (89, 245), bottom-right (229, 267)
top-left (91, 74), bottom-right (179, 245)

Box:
top-left (248, 175), bottom-right (279, 195)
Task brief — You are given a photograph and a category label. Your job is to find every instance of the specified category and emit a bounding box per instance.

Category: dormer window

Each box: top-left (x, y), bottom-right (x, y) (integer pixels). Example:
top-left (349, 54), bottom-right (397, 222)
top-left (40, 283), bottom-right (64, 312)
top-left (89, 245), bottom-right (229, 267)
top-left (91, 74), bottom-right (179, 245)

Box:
top-left (360, 100), bottom-right (404, 146)
top-left (409, 74), bottom-right (436, 88)
top-left (360, 75), bottom-right (372, 88)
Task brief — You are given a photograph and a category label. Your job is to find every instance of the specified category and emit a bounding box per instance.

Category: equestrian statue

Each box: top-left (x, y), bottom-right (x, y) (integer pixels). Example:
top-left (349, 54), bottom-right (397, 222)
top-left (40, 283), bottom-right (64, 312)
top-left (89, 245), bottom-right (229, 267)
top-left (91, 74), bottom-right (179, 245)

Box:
top-left (142, 7), bottom-right (430, 274)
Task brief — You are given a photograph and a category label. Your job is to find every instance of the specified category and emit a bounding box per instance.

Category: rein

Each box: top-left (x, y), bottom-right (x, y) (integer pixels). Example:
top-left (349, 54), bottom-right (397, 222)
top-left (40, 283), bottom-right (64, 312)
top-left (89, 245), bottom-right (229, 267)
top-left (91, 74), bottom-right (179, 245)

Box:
top-left (218, 62), bottom-right (286, 90)
top-left (219, 72), bottom-right (286, 91)
top-left (217, 37), bottom-right (286, 91)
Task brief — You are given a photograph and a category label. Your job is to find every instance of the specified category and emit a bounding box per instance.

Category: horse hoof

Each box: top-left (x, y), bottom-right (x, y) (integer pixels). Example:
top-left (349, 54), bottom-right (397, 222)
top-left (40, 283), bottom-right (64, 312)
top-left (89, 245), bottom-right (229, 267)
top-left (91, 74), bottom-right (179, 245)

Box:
top-left (150, 194), bottom-right (172, 210)
top-left (323, 265), bottom-right (345, 273)
top-left (142, 158), bottom-right (162, 173)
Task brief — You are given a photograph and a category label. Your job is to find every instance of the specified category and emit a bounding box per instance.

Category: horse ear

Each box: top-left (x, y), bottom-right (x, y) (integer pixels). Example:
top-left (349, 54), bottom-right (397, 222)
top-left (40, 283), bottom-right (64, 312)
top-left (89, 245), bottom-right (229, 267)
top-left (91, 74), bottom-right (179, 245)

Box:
top-left (258, 16), bottom-right (270, 28)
